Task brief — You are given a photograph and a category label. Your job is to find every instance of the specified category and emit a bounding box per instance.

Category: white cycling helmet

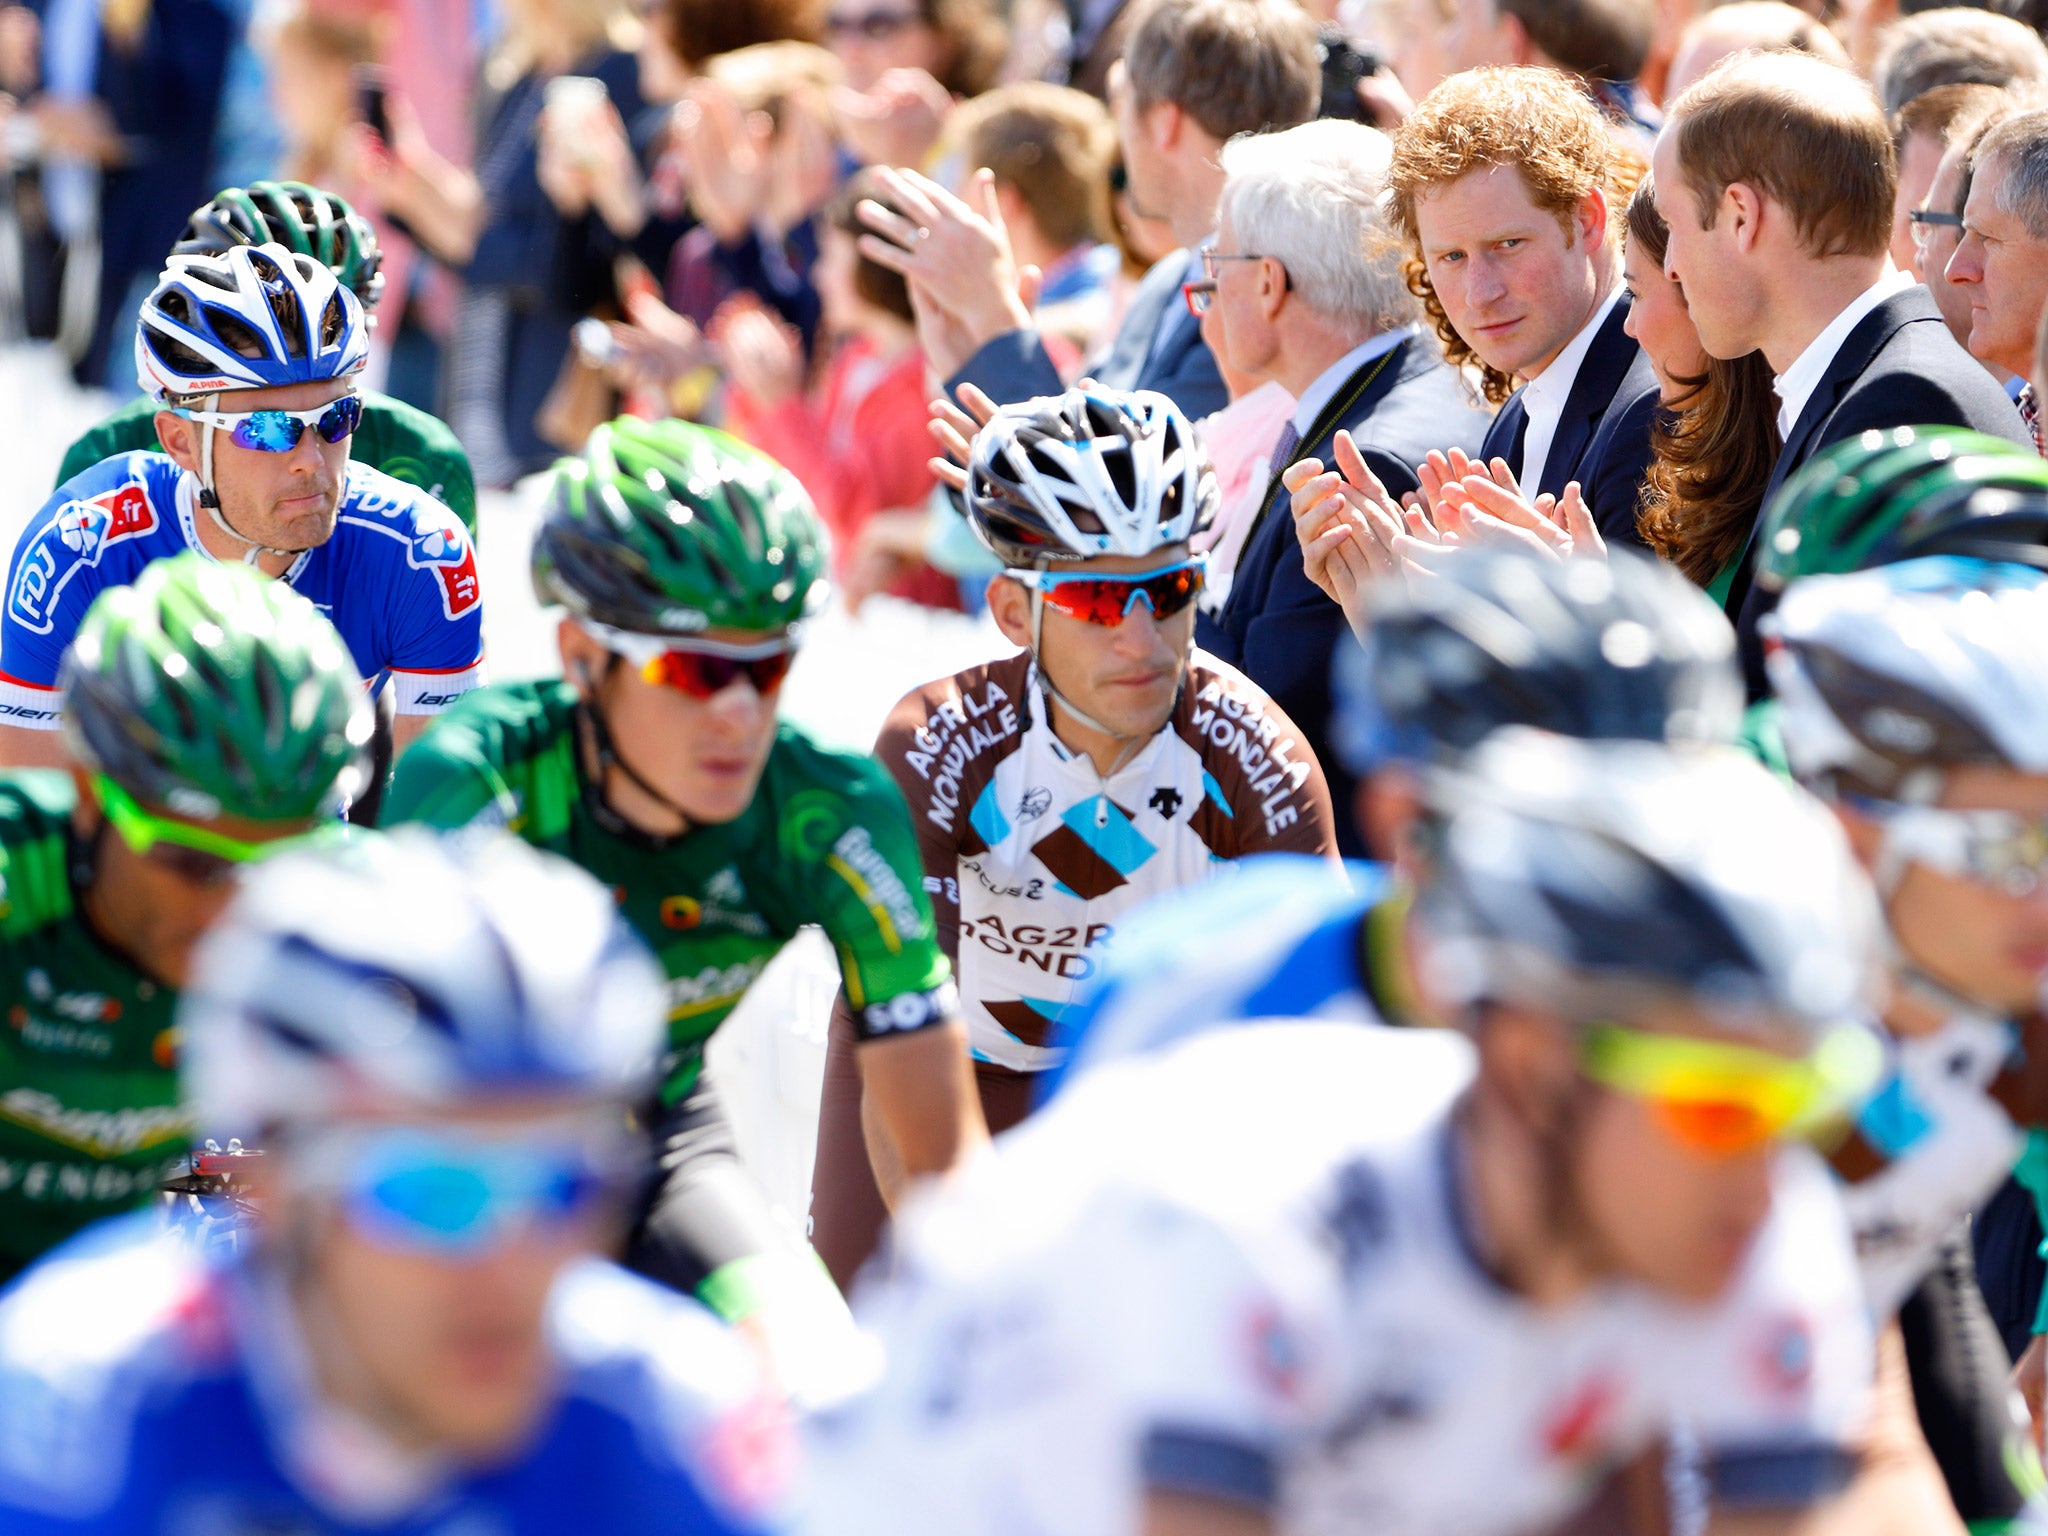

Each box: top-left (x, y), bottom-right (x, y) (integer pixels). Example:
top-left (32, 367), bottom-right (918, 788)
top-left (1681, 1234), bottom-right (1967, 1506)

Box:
top-left (965, 386), bottom-right (1218, 564)
top-left (1765, 556), bottom-right (2048, 801)
top-left (1416, 729), bottom-right (1884, 1044)
top-left (181, 829), bottom-right (668, 1140)
top-left (135, 241), bottom-right (370, 403)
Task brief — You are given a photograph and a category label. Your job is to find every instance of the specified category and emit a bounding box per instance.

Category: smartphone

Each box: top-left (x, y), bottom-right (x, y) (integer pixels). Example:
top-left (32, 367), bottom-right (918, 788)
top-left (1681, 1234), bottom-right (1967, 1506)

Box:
top-left (353, 65), bottom-right (392, 140)
top-left (545, 75), bottom-right (609, 122)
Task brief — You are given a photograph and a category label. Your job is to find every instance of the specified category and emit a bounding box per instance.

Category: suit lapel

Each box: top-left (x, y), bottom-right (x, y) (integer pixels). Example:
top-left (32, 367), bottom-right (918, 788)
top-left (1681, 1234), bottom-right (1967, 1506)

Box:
top-left (1537, 296), bottom-right (1638, 500)
top-left (1099, 251), bottom-right (1189, 389)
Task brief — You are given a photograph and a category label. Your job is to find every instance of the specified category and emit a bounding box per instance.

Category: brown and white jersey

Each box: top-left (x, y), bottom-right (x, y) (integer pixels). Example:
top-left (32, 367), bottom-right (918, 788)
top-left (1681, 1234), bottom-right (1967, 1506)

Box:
top-left (874, 648), bottom-right (1340, 1073)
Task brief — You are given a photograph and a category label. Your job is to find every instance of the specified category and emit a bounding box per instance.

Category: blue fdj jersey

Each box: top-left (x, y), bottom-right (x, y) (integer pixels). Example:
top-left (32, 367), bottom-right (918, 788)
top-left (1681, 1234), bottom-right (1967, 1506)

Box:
top-left (0, 453), bottom-right (486, 729)
top-left (1043, 854), bottom-right (1396, 1100)
top-left (0, 1218), bottom-right (794, 1534)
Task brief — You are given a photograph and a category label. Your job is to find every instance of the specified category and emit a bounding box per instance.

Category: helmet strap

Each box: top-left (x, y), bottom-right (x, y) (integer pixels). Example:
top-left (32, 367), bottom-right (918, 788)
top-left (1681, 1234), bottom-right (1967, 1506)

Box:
top-left (190, 392), bottom-right (300, 568)
top-left (575, 660), bottom-right (698, 849)
top-left (1025, 588), bottom-right (1151, 778)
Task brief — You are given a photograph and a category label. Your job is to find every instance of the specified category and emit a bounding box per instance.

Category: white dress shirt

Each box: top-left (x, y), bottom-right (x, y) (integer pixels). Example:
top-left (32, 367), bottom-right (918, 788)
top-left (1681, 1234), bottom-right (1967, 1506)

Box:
top-left (1772, 268), bottom-right (1917, 440)
top-left (1517, 288), bottom-right (1623, 496)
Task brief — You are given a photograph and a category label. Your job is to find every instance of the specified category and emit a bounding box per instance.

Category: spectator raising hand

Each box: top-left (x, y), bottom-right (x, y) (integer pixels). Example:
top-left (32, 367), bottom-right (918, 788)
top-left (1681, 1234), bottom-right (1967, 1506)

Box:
top-left (855, 165), bottom-right (1033, 380)
top-left (536, 88), bottom-right (646, 237)
top-left (674, 77), bottom-right (772, 244)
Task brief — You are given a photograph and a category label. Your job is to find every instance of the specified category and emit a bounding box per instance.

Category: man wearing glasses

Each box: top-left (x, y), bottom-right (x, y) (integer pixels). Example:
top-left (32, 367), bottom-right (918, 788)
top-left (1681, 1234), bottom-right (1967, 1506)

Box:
top-left (0, 243), bottom-right (485, 771)
top-left (0, 553), bottom-right (371, 1283)
top-left (805, 385), bottom-right (1342, 1289)
top-left (383, 417), bottom-right (979, 1388)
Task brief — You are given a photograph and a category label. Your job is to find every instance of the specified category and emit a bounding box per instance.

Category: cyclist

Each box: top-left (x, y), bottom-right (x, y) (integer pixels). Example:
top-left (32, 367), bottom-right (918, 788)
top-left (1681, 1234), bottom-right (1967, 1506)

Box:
top-left (0, 830), bottom-right (793, 1535)
top-left (810, 385), bottom-right (1343, 1286)
top-left (806, 731), bottom-right (1884, 1536)
top-left (382, 417), bottom-right (982, 1340)
top-left (53, 181), bottom-right (478, 538)
top-left (1766, 555), bottom-right (2048, 1518)
top-left (0, 242), bottom-right (485, 771)
top-left (0, 553), bottom-right (370, 1283)
top-left (1046, 544), bottom-right (1743, 1090)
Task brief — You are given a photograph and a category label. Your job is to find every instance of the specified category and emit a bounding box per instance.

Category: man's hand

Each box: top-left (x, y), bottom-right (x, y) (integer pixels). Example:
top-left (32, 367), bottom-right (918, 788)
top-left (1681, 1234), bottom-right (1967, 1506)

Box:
top-left (857, 166), bottom-right (1035, 372)
top-left (1287, 430), bottom-right (1408, 613)
top-left (926, 381), bottom-right (1002, 492)
top-left (1435, 474), bottom-right (1605, 563)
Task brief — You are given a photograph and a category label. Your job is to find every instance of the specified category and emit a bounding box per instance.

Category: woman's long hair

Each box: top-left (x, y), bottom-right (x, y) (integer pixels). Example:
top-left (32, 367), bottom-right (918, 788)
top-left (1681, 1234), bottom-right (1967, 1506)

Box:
top-left (1625, 182), bottom-right (1780, 587)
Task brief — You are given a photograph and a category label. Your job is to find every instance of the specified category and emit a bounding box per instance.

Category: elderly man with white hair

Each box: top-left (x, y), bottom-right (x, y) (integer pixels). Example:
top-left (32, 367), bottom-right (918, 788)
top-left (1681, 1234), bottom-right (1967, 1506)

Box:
top-left (1195, 116), bottom-right (1490, 857)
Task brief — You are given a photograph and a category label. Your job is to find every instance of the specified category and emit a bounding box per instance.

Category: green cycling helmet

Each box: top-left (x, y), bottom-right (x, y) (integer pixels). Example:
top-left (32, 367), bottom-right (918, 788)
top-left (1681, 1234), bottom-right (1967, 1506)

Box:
top-left (174, 181), bottom-right (385, 310)
top-left (532, 416), bottom-right (830, 638)
top-left (1754, 426), bottom-right (2048, 592)
top-left (61, 554), bottom-right (375, 822)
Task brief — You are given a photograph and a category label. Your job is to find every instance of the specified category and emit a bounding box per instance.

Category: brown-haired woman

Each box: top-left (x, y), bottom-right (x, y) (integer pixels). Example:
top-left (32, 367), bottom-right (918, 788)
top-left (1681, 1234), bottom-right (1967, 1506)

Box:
top-left (1620, 178), bottom-right (1779, 603)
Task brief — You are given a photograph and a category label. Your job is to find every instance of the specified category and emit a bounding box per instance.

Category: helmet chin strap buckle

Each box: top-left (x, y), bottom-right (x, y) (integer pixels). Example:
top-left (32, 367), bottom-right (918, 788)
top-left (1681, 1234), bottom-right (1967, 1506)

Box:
top-left (191, 391), bottom-right (303, 567)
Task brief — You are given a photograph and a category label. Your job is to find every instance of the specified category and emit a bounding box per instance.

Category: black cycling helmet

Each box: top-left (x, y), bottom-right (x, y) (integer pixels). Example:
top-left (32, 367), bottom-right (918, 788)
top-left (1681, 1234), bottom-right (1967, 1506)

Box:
top-left (965, 387), bottom-right (1217, 565)
top-left (1329, 548), bottom-right (1743, 775)
top-left (1416, 729), bottom-right (1882, 1042)
top-left (173, 181), bottom-right (385, 310)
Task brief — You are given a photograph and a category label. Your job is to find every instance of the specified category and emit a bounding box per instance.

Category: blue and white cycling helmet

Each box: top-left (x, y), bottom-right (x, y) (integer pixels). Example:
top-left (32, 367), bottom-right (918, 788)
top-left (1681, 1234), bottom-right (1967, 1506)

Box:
top-left (1766, 556), bottom-right (2048, 802)
top-left (135, 241), bottom-right (369, 404)
top-left (1415, 729), bottom-right (1883, 1046)
top-left (965, 386), bottom-right (1218, 564)
top-left (181, 829), bottom-right (668, 1139)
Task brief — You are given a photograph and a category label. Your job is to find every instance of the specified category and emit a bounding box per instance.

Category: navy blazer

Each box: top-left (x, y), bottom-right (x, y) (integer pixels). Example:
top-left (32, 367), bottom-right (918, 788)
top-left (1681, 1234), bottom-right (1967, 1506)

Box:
top-left (948, 249), bottom-right (1228, 418)
top-left (1727, 285), bottom-right (2030, 694)
top-left (1478, 295), bottom-right (1659, 548)
top-left (1196, 335), bottom-right (1493, 857)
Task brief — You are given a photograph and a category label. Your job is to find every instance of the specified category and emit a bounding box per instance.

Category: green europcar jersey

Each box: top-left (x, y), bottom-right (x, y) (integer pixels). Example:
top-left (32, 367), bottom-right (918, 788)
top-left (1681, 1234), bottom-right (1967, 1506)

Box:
top-left (383, 681), bottom-right (956, 1102)
top-left (54, 389), bottom-right (479, 537)
top-left (0, 773), bottom-right (185, 1278)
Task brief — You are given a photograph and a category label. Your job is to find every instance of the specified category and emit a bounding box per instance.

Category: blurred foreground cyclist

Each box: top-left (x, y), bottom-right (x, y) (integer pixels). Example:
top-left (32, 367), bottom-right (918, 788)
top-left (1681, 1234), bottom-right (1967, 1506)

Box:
top-left (1047, 546), bottom-right (1743, 1088)
top-left (808, 733), bottom-right (1887, 1536)
top-left (385, 418), bottom-right (980, 1349)
top-left (1768, 555), bottom-right (2048, 1515)
top-left (0, 832), bottom-right (793, 1535)
top-left (810, 387), bottom-right (1341, 1287)
top-left (0, 554), bottom-right (368, 1282)
top-left (53, 182), bottom-right (477, 537)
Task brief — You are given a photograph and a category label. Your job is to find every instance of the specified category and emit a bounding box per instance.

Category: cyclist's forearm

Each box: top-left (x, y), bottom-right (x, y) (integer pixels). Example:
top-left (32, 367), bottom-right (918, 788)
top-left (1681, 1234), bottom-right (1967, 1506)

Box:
top-left (857, 1021), bottom-right (987, 1205)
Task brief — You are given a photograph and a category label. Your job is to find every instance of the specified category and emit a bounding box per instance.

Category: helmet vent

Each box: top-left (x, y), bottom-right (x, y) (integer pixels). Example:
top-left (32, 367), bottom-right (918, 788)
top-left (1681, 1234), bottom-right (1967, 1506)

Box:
top-left (207, 309), bottom-right (271, 362)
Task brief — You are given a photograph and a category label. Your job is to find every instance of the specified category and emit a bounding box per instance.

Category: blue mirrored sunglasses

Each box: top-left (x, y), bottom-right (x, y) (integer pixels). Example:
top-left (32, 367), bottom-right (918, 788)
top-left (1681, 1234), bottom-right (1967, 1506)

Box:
top-left (337, 1127), bottom-right (614, 1257)
top-left (175, 394), bottom-right (363, 453)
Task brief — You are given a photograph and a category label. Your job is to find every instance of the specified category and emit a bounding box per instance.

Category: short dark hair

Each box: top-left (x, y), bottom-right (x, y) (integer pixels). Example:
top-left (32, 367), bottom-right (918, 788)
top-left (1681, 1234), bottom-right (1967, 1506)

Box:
top-left (1892, 79), bottom-right (2012, 154)
top-left (1498, 0), bottom-right (1655, 84)
top-left (662, 0), bottom-right (821, 69)
top-left (1123, 0), bottom-right (1320, 143)
top-left (828, 169), bottom-right (914, 324)
top-left (1668, 51), bottom-right (1895, 260)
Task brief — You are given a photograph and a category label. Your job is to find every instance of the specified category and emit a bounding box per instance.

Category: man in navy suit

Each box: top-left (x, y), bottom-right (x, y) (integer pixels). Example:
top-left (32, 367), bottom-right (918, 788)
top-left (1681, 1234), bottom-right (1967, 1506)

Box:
top-left (1654, 50), bottom-right (2029, 693)
top-left (1383, 66), bottom-right (1661, 549)
top-left (1194, 119), bottom-right (1491, 857)
top-left (855, 0), bottom-right (1319, 419)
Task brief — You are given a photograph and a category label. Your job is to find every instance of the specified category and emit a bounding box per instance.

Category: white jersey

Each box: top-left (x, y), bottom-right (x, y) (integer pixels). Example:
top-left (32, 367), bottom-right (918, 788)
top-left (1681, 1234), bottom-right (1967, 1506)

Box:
top-left (804, 1026), bottom-right (1873, 1536)
top-left (873, 650), bottom-right (1341, 1072)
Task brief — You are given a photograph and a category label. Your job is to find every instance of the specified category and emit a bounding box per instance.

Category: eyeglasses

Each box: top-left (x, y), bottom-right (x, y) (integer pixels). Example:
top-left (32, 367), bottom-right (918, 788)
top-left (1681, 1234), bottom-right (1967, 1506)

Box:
top-left (1910, 209), bottom-right (1964, 249)
top-left (1200, 249), bottom-right (1280, 282)
top-left (585, 621), bottom-right (801, 699)
top-left (305, 1125), bottom-right (618, 1258)
top-left (97, 775), bottom-right (317, 886)
top-left (173, 394), bottom-right (363, 453)
top-left (1182, 278), bottom-right (1218, 317)
top-left (1868, 802), bottom-right (2048, 896)
top-left (1579, 1022), bottom-right (1880, 1159)
top-left (1005, 555), bottom-right (1207, 627)
top-left (826, 8), bottom-right (922, 38)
